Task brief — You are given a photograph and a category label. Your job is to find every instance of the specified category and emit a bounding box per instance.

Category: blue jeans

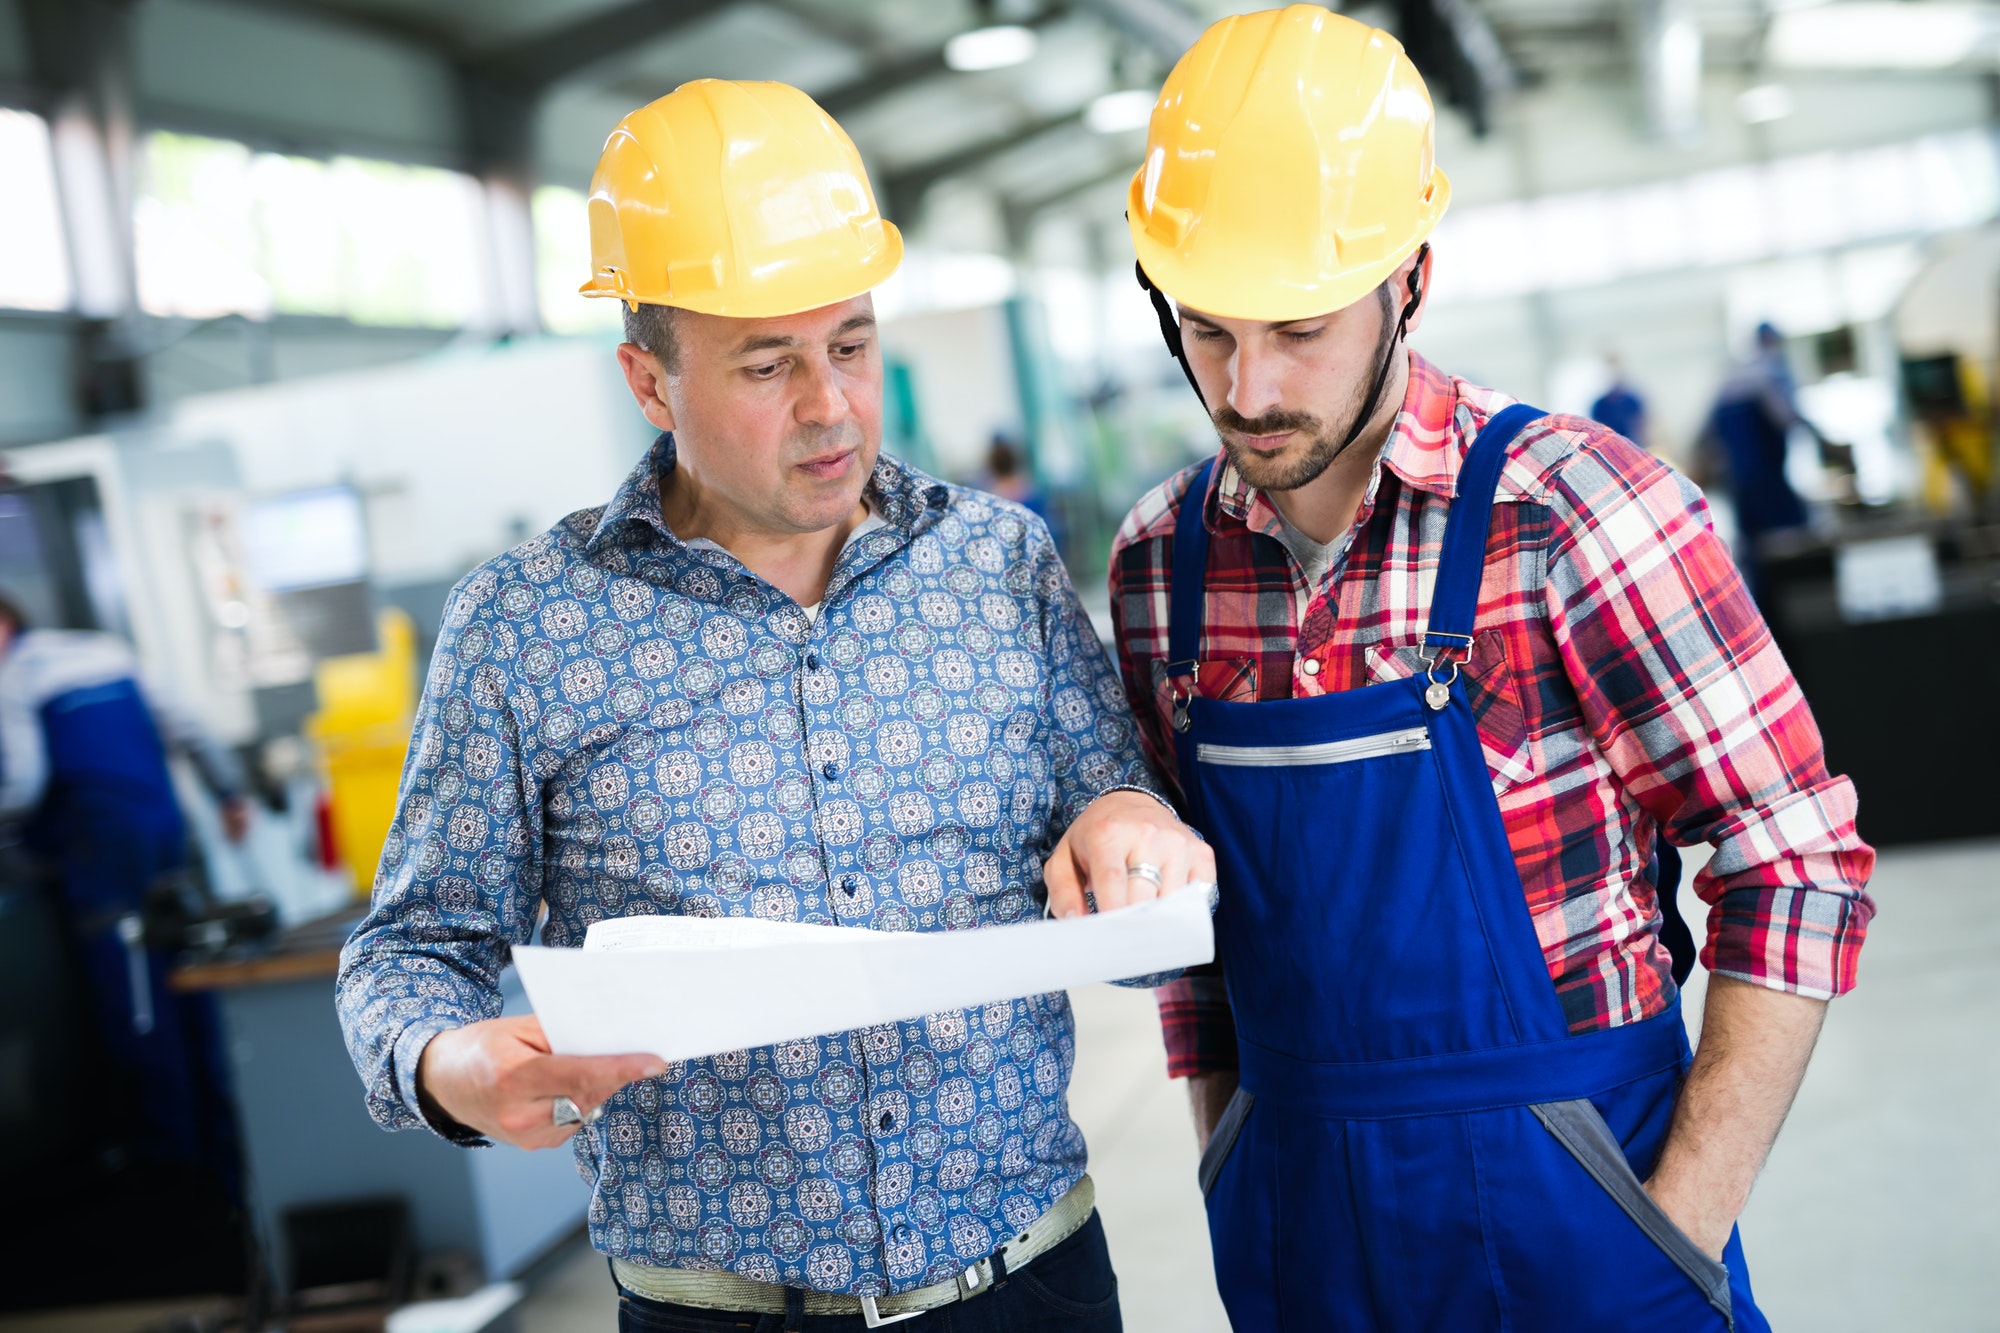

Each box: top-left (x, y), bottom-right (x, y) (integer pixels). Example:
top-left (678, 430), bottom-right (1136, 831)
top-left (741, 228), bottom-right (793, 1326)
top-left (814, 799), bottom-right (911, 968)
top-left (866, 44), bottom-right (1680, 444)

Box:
top-left (613, 1212), bottom-right (1121, 1333)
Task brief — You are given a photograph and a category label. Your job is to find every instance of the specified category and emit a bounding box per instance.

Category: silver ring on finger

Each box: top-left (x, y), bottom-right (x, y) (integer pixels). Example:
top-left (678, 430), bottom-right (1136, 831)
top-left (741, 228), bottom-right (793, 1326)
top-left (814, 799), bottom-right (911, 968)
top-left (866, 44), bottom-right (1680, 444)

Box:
top-left (553, 1095), bottom-right (584, 1127)
top-left (1125, 862), bottom-right (1164, 888)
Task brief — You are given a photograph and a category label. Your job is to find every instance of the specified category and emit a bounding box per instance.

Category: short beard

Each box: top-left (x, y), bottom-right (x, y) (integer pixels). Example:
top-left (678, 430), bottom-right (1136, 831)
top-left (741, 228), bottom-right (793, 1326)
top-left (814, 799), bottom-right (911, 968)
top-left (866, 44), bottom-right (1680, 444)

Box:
top-left (1211, 283), bottom-right (1399, 494)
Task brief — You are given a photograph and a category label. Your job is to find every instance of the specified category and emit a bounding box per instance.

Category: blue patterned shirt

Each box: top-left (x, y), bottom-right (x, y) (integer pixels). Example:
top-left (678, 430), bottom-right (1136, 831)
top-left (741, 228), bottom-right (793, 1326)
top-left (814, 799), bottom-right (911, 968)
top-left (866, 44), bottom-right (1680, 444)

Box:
top-left (336, 436), bottom-right (1161, 1295)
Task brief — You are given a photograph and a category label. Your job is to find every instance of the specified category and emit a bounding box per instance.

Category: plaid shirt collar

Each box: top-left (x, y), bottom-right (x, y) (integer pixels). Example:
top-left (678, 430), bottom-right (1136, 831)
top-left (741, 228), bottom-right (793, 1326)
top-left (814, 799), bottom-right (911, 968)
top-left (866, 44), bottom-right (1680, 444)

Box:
top-left (585, 432), bottom-right (950, 558)
top-left (1202, 351), bottom-right (1471, 542)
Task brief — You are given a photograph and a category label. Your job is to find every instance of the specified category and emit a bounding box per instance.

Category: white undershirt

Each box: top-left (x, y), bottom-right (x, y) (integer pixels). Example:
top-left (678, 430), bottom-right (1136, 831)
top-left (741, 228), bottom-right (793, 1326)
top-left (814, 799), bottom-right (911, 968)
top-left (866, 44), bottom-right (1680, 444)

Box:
top-left (682, 506), bottom-right (887, 623)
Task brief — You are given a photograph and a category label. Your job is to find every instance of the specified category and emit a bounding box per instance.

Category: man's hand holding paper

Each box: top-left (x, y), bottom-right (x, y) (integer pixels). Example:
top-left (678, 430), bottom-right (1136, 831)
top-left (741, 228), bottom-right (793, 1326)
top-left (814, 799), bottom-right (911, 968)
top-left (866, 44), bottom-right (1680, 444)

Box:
top-left (1041, 788), bottom-right (1215, 918)
top-left (512, 833), bottom-right (1217, 1066)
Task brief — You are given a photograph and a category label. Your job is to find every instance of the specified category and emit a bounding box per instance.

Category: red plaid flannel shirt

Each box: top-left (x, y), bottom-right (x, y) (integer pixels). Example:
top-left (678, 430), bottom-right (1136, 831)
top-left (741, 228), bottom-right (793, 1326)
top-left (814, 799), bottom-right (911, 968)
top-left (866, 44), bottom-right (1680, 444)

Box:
top-left (1110, 354), bottom-right (1875, 1078)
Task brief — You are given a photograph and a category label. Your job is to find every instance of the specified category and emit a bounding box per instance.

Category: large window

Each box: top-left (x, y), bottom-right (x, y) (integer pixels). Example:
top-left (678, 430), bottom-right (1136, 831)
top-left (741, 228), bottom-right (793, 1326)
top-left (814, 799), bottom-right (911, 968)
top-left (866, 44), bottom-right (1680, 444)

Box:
top-left (533, 184), bottom-right (622, 336)
top-left (1431, 128), bottom-right (2000, 304)
top-left (134, 131), bottom-right (488, 327)
top-left (0, 109), bottom-right (73, 313)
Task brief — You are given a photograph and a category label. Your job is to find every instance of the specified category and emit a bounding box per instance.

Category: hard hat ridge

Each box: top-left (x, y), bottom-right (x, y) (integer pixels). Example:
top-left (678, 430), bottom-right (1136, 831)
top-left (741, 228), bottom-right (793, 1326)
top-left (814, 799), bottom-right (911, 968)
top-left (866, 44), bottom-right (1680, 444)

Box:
top-left (581, 79), bottom-right (903, 319)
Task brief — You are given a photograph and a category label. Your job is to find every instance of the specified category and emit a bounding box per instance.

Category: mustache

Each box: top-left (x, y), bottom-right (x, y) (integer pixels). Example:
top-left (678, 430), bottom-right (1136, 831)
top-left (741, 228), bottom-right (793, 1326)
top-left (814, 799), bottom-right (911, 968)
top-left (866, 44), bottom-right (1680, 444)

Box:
top-left (1213, 406), bottom-right (1321, 438)
top-left (788, 419), bottom-right (863, 460)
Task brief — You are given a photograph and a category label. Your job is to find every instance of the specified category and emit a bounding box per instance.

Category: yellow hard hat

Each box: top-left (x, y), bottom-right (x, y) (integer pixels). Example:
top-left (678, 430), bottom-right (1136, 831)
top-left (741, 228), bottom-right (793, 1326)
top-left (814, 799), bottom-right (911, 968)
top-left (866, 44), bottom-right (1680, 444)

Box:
top-left (1128, 5), bottom-right (1451, 323)
top-left (580, 80), bottom-right (903, 318)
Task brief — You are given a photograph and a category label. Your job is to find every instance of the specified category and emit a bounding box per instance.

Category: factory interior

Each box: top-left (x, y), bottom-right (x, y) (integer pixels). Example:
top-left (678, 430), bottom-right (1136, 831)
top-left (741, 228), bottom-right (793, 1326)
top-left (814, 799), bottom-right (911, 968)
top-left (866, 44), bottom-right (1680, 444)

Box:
top-left (0, 0), bottom-right (1995, 1329)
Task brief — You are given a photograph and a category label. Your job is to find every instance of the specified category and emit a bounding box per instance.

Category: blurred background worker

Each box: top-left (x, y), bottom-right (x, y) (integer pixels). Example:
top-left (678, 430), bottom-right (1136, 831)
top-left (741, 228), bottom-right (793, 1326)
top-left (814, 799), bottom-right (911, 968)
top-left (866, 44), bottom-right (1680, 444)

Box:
top-left (979, 432), bottom-right (1047, 521)
top-left (1590, 354), bottom-right (1649, 449)
top-left (1111, 8), bottom-right (1873, 1331)
top-left (1698, 321), bottom-right (1824, 601)
top-left (0, 593), bottom-right (250, 1179)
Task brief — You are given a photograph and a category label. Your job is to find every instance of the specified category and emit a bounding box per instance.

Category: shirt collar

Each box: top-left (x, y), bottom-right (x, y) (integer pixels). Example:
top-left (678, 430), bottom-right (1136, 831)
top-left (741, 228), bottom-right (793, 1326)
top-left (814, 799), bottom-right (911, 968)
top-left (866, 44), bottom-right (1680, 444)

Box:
top-left (585, 433), bottom-right (950, 557)
top-left (1202, 350), bottom-right (1472, 540)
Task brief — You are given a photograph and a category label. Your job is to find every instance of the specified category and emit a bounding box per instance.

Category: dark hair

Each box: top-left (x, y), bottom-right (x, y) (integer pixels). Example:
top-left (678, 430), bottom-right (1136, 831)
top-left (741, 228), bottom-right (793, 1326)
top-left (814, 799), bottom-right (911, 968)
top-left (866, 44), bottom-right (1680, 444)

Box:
top-left (0, 591), bottom-right (27, 633)
top-left (987, 436), bottom-right (1022, 479)
top-left (623, 302), bottom-right (682, 373)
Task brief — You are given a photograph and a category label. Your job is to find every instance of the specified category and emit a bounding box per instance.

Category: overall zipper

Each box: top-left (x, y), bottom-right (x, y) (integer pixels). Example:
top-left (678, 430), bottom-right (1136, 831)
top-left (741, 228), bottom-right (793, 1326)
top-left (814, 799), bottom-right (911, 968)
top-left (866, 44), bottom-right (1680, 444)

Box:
top-left (1195, 726), bottom-right (1431, 768)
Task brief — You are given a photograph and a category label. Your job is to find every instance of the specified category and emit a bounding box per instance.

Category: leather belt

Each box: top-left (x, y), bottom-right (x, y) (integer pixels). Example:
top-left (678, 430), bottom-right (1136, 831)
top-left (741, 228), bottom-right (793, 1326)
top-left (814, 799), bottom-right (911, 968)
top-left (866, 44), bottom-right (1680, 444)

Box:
top-left (613, 1175), bottom-right (1095, 1328)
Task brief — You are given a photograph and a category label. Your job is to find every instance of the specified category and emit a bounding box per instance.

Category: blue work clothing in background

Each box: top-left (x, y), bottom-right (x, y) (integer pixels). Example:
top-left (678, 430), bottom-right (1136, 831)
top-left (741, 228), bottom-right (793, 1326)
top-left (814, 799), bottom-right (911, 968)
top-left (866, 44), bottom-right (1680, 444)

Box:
top-left (1590, 382), bottom-right (1646, 446)
top-left (0, 629), bottom-right (243, 1177)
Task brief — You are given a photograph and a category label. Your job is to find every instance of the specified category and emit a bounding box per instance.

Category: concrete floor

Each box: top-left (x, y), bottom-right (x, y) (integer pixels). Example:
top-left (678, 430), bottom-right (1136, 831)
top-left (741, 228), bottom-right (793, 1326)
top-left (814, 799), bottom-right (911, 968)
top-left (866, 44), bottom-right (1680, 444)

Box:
top-left (516, 838), bottom-right (2000, 1332)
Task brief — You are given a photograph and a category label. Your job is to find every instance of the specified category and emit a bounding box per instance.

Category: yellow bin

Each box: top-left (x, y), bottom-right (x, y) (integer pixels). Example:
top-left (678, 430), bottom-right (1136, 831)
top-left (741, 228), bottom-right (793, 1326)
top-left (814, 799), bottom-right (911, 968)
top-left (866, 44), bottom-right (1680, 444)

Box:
top-left (310, 608), bottom-right (417, 897)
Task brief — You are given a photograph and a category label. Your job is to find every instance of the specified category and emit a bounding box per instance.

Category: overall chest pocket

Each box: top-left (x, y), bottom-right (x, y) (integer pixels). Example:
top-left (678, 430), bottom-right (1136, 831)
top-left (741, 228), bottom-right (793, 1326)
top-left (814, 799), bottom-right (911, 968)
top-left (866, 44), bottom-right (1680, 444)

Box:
top-left (1365, 630), bottom-right (1535, 793)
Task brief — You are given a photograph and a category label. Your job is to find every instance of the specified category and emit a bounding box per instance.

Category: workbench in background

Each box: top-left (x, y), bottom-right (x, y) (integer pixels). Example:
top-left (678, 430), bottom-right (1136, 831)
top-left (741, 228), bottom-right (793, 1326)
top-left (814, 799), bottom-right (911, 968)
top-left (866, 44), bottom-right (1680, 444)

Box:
top-left (172, 912), bottom-right (589, 1299)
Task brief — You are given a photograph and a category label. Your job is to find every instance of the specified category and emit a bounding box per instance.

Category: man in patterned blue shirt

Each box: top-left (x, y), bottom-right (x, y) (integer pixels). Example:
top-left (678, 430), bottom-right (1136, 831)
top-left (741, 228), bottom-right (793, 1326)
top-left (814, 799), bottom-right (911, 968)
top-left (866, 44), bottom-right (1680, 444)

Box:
top-left (336, 82), bottom-right (1210, 1331)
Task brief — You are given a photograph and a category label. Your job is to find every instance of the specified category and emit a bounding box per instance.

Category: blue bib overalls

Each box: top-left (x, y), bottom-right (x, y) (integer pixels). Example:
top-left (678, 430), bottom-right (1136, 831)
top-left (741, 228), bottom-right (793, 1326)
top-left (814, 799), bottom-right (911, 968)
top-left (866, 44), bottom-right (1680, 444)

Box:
top-left (1168, 406), bottom-right (1769, 1332)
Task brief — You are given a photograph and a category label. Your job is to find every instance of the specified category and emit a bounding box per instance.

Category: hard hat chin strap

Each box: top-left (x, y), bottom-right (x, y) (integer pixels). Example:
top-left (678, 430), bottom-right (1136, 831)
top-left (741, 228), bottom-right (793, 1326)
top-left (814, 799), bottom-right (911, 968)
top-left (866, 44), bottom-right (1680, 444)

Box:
top-left (1134, 242), bottom-right (1430, 461)
top-left (1136, 261), bottom-right (1207, 408)
top-left (1333, 241), bottom-right (1428, 461)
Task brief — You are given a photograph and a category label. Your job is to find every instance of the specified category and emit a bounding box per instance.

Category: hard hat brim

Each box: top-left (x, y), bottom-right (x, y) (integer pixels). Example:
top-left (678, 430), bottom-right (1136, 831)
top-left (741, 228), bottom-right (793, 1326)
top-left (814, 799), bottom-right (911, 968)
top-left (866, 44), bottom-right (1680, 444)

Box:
top-left (1129, 168), bottom-right (1451, 325)
top-left (581, 220), bottom-right (904, 320)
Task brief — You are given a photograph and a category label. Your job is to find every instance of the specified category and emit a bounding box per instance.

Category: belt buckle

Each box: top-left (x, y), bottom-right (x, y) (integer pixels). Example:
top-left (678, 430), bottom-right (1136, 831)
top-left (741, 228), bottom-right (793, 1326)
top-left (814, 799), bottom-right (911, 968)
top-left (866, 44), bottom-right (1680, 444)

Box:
top-left (859, 1296), bottom-right (920, 1328)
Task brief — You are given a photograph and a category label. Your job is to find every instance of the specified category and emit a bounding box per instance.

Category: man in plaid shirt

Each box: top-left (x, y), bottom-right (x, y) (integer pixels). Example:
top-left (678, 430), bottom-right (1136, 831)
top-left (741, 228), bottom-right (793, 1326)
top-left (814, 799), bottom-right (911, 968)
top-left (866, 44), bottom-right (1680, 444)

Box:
top-left (1100, 7), bottom-right (1875, 1329)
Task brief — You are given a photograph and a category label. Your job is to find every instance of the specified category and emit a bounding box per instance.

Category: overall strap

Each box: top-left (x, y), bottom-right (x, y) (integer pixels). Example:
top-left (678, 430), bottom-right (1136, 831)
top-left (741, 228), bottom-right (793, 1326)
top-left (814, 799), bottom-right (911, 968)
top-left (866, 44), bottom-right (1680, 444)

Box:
top-left (1424, 402), bottom-right (1545, 653)
top-left (1165, 457), bottom-right (1218, 813)
top-left (1166, 457), bottom-right (1219, 674)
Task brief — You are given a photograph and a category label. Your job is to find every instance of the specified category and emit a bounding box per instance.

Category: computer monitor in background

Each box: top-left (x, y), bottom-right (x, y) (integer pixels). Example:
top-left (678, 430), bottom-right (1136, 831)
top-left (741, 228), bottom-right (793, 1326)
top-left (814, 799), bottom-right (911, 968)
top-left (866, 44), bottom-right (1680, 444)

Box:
top-left (241, 487), bottom-right (369, 593)
top-left (241, 487), bottom-right (375, 661)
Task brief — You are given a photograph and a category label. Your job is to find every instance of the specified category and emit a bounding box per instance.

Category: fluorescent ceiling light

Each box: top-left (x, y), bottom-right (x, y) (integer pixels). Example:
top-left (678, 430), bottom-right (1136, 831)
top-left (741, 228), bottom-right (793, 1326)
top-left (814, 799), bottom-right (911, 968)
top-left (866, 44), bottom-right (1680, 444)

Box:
top-left (1766, 3), bottom-right (1997, 69)
top-left (1737, 83), bottom-right (1796, 123)
top-left (1086, 89), bottom-right (1155, 134)
top-left (945, 24), bottom-right (1037, 71)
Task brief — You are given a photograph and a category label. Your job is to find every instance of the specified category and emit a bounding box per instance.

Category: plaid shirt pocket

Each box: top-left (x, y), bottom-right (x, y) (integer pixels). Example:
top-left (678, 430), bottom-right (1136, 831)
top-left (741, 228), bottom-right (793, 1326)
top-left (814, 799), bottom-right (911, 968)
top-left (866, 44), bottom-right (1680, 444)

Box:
top-left (1366, 633), bottom-right (1536, 794)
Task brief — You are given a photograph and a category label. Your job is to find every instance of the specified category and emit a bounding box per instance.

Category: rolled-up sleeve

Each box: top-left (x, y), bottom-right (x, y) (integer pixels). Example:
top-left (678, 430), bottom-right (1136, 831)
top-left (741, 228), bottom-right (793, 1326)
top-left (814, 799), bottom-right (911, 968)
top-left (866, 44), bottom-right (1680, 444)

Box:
top-left (335, 573), bottom-right (546, 1135)
top-left (1543, 434), bottom-right (1875, 999)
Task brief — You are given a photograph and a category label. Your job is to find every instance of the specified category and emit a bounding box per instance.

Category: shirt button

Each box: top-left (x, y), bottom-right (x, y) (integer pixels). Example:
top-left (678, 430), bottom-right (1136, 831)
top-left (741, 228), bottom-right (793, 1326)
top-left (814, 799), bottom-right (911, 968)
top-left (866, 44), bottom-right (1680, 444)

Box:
top-left (1302, 658), bottom-right (1321, 677)
top-left (841, 877), bottom-right (858, 897)
top-left (878, 1111), bottom-right (894, 1131)
top-left (893, 1224), bottom-right (913, 1243)
top-left (805, 651), bottom-right (820, 671)
top-left (821, 761), bottom-right (840, 781)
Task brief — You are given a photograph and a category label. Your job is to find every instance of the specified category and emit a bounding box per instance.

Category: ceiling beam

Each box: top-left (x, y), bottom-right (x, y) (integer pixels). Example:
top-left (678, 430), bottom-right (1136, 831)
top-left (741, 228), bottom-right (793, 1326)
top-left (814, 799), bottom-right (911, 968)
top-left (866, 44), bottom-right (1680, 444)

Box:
top-left (214, 0), bottom-right (465, 58)
top-left (1069, 0), bottom-right (1201, 61)
top-left (1017, 156), bottom-right (1135, 214)
top-left (882, 108), bottom-right (1088, 223)
top-left (466, 0), bottom-right (737, 92)
top-left (1395, 0), bottom-right (1516, 136)
top-left (810, 6), bottom-right (1073, 118)
top-left (999, 155), bottom-right (1136, 246)
top-left (814, 44), bottom-right (954, 117)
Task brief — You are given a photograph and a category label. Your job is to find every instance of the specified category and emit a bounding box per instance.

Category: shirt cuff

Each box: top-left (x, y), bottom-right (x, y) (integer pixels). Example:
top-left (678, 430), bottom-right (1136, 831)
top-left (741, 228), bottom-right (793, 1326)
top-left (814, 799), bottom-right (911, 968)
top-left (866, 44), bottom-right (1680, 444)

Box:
top-left (1157, 965), bottom-right (1238, 1078)
top-left (1703, 884), bottom-right (1871, 1000)
top-left (1097, 783), bottom-right (1182, 820)
top-left (393, 1019), bottom-right (489, 1146)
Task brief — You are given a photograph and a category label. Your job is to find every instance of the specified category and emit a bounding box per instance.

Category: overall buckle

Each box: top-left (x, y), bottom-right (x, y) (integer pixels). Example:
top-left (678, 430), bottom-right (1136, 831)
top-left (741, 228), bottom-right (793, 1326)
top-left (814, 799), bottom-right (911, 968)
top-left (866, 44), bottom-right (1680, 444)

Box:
top-left (1164, 657), bottom-right (1198, 732)
top-left (1417, 632), bottom-right (1474, 711)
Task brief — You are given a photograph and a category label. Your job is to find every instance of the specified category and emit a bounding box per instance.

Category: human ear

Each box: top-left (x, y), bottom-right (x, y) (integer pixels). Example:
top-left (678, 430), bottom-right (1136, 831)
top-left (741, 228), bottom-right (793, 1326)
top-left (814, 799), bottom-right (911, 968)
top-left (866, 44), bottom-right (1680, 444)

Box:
top-left (1403, 246), bottom-right (1435, 338)
top-left (615, 342), bottom-right (678, 433)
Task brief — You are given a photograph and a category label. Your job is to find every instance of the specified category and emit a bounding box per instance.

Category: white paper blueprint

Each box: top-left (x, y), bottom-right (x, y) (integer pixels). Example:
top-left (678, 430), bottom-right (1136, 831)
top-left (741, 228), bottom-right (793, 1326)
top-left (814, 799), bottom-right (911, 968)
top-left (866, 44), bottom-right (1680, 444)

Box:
top-left (511, 887), bottom-right (1216, 1062)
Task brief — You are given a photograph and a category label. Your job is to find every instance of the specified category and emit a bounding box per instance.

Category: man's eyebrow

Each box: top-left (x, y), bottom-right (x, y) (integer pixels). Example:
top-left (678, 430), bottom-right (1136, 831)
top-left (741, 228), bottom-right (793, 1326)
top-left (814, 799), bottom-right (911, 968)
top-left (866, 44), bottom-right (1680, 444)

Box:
top-left (1181, 309), bottom-right (1321, 333)
top-left (729, 333), bottom-right (801, 357)
top-left (728, 315), bottom-right (876, 358)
